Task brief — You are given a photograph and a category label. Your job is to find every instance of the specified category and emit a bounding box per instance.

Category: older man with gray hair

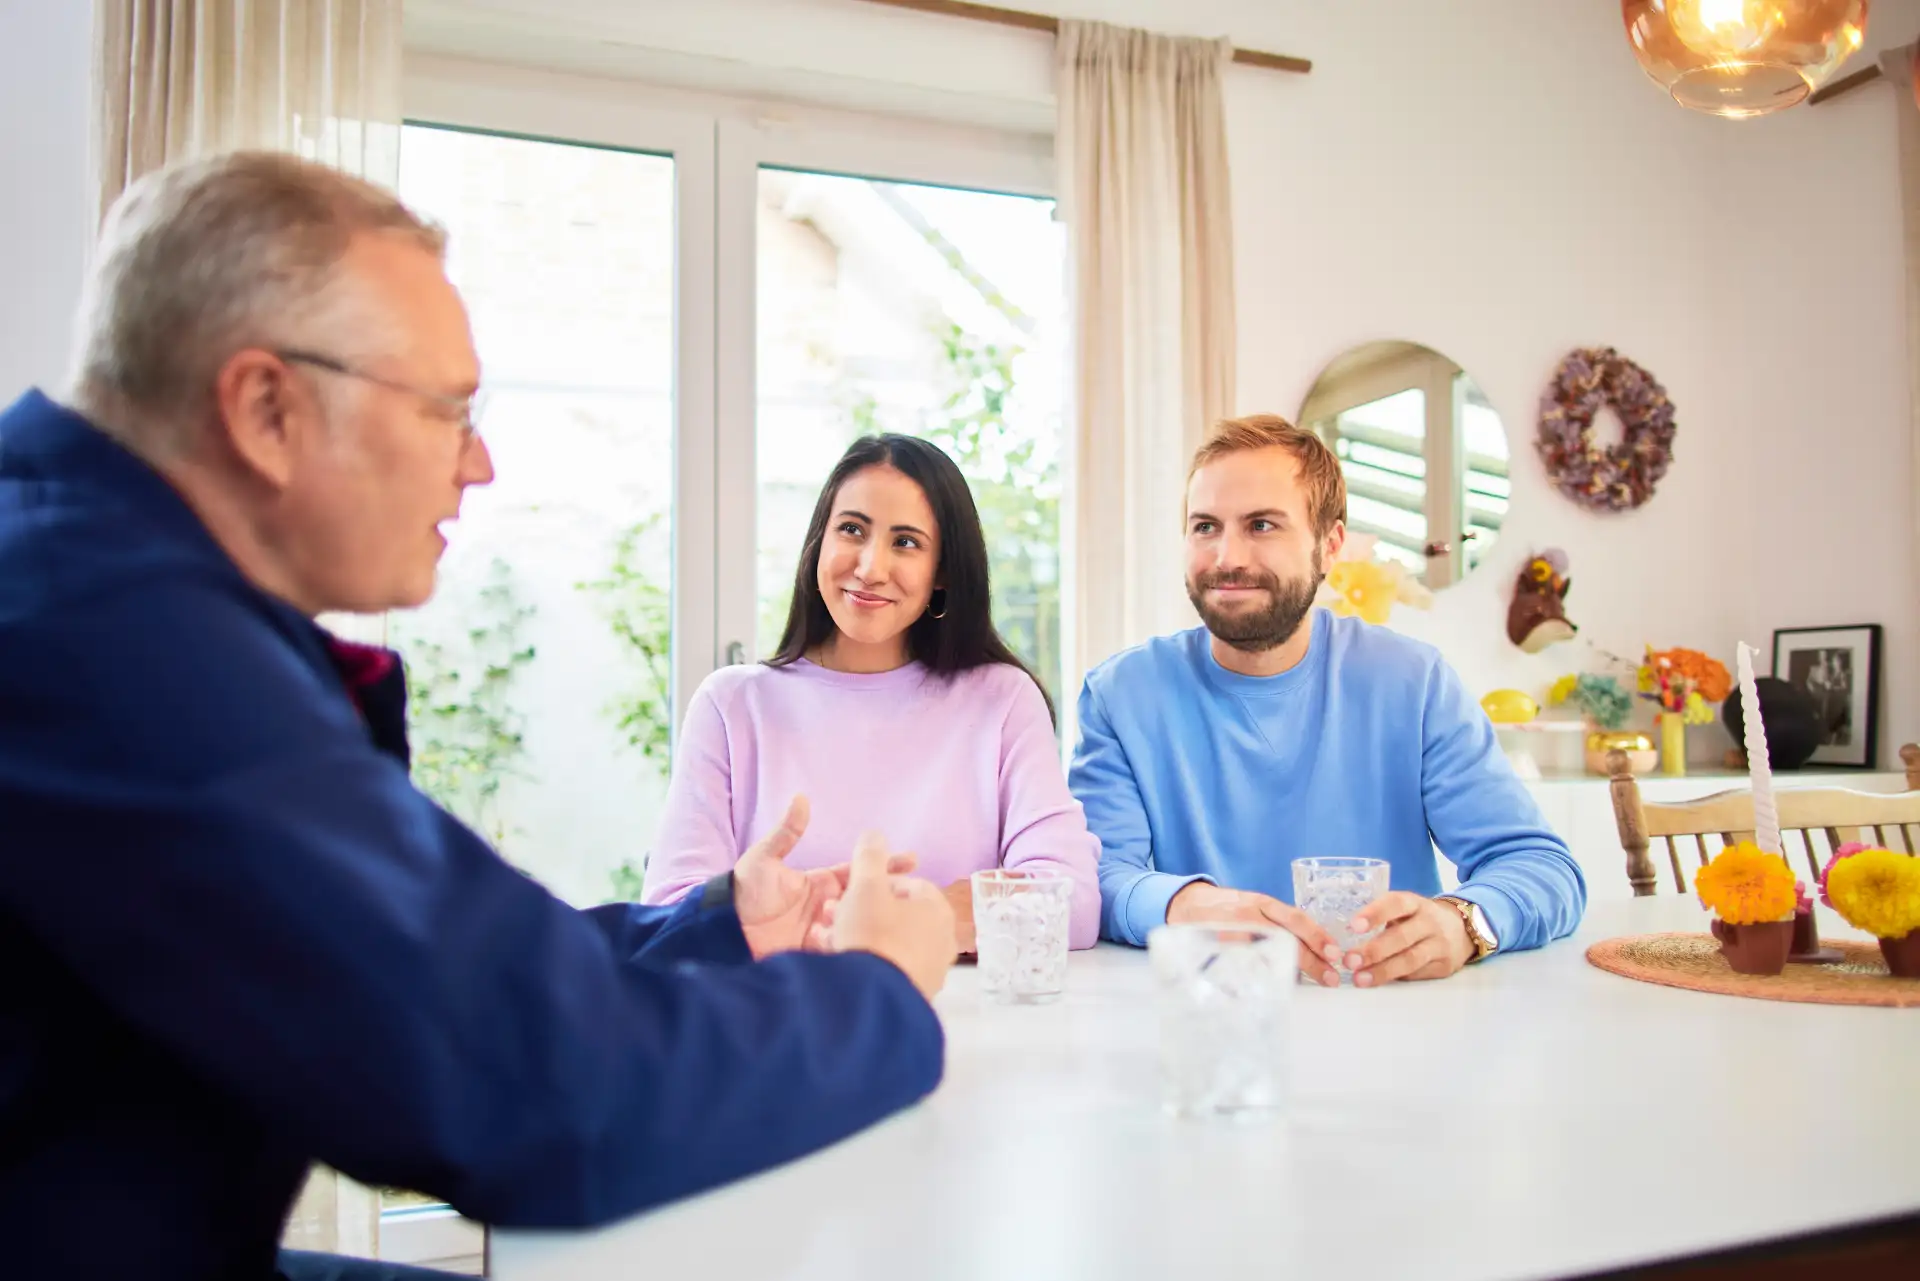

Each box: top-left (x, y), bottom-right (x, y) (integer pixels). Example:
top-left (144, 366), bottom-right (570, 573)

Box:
top-left (0, 151), bottom-right (956, 1281)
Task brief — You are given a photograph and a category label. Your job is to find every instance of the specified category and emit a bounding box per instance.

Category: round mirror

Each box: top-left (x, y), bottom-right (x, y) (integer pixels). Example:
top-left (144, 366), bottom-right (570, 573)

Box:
top-left (1298, 341), bottom-right (1510, 590)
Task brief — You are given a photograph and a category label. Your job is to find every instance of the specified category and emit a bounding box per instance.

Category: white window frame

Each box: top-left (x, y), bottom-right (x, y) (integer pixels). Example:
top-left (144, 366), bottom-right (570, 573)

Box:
top-left (380, 52), bottom-right (1064, 1261)
top-left (405, 53), bottom-right (1060, 716)
top-left (404, 56), bottom-right (720, 728)
top-left (712, 108), bottom-right (1055, 669)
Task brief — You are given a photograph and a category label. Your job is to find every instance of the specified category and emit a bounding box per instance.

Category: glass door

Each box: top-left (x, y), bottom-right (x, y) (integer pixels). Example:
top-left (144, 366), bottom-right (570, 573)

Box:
top-left (389, 75), bottom-right (716, 909)
top-left (370, 62), bottom-right (1067, 1243)
top-left (382, 75), bottom-right (1067, 918)
top-left (714, 121), bottom-right (1068, 704)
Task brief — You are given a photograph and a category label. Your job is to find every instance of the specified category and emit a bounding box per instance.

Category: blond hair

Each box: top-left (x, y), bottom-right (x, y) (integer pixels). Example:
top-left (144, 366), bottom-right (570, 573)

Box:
top-left (70, 150), bottom-right (446, 457)
top-left (1187, 413), bottom-right (1347, 537)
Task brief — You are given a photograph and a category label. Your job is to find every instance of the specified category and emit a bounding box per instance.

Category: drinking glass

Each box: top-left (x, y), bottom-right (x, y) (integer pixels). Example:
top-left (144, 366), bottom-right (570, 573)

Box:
top-left (1148, 923), bottom-right (1297, 1117)
top-left (1291, 856), bottom-right (1390, 982)
top-left (971, 868), bottom-right (1073, 1003)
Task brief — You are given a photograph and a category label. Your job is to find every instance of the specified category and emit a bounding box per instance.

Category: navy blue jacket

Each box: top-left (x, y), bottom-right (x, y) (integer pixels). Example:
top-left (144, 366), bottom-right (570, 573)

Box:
top-left (0, 391), bottom-right (944, 1280)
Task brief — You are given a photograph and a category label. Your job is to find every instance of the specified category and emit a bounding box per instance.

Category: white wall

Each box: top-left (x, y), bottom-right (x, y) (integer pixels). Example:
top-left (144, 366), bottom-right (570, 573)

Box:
top-left (0, 0), bottom-right (92, 402)
top-left (1226, 0), bottom-right (1918, 769)
top-left (7, 0), bottom-right (1912, 765)
top-left (415, 0), bottom-right (1918, 766)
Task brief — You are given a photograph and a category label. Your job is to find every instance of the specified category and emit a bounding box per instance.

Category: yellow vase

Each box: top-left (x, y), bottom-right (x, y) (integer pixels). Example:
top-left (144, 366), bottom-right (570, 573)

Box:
top-left (1659, 711), bottom-right (1687, 777)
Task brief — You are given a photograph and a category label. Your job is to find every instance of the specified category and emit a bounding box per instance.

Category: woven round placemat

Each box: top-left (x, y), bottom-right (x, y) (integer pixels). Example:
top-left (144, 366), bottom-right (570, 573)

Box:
top-left (1586, 933), bottom-right (1920, 1008)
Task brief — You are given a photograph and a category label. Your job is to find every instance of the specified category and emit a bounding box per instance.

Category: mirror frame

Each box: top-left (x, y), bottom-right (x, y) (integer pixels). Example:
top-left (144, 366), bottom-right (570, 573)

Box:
top-left (1298, 341), bottom-right (1508, 590)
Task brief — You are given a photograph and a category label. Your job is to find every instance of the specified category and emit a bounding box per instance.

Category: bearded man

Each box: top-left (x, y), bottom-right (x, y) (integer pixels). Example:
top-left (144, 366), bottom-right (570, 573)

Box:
top-left (1068, 415), bottom-right (1584, 985)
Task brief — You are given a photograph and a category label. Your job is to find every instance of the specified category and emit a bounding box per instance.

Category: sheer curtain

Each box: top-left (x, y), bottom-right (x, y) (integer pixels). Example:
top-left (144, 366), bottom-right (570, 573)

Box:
top-left (1056, 19), bottom-right (1237, 703)
top-left (92, 0), bottom-right (405, 649)
top-left (92, 0), bottom-right (403, 225)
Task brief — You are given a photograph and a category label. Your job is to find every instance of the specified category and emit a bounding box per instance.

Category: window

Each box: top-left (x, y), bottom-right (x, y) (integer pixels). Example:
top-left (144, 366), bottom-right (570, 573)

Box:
top-left (376, 70), bottom-right (1065, 904)
top-left (391, 124), bottom-right (678, 909)
top-left (1325, 386), bottom-right (1430, 577)
top-left (1460, 389), bottom-right (1511, 572)
top-left (754, 168), bottom-right (1066, 699)
top-left (368, 59), bottom-right (1064, 1242)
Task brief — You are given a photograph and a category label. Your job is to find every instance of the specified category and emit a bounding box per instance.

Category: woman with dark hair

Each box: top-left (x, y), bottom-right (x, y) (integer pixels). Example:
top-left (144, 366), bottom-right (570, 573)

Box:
top-left (642, 434), bottom-right (1099, 952)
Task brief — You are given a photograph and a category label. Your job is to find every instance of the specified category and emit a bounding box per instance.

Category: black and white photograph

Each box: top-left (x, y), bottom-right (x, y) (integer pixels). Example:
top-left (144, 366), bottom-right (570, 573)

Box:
top-left (1773, 625), bottom-right (1881, 769)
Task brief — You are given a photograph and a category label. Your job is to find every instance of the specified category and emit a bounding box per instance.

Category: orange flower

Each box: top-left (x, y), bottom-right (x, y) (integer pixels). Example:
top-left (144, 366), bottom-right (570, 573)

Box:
top-left (1654, 648), bottom-right (1732, 702)
top-left (1694, 841), bottom-right (1798, 925)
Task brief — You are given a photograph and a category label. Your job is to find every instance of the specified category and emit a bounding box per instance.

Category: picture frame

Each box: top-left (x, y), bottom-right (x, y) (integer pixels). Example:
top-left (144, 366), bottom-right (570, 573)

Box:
top-left (1771, 624), bottom-right (1881, 769)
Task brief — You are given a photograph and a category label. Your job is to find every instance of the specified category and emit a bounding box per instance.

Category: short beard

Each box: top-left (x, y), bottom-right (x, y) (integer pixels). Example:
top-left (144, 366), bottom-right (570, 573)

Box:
top-left (1187, 549), bottom-right (1324, 654)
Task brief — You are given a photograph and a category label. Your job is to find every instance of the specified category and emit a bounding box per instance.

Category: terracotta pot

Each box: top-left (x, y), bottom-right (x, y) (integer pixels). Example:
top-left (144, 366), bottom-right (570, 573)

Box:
top-left (1881, 931), bottom-right (1920, 979)
top-left (1710, 918), bottom-right (1793, 976)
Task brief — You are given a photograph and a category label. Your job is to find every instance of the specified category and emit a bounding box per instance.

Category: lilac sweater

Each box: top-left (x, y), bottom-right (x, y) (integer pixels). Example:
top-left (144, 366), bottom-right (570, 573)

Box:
top-left (641, 659), bottom-right (1102, 949)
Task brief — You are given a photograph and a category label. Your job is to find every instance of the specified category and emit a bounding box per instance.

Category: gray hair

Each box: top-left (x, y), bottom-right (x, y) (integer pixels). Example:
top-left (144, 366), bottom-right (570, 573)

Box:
top-left (70, 149), bottom-right (446, 457)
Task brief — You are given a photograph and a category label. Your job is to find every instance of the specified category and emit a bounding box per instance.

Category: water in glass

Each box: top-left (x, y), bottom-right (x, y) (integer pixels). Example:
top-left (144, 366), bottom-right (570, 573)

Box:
top-left (1292, 856), bottom-right (1391, 982)
top-left (1149, 923), bottom-right (1296, 1118)
top-left (972, 869), bottom-right (1072, 1003)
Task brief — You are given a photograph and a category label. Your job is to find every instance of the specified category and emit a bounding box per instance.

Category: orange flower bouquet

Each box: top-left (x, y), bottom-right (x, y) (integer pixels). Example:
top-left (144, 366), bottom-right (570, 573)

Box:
top-left (1633, 645), bottom-right (1733, 777)
top-left (1638, 646), bottom-right (1732, 724)
top-left (1695, 841), bottom-right (1799, 975)
top-left (1821, 845), bottom-right (1920, 978)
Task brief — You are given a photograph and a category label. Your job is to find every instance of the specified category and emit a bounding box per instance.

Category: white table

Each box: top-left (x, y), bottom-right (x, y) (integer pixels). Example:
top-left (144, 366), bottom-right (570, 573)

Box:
top-left (492, 899), bottom-right (1920, 1281)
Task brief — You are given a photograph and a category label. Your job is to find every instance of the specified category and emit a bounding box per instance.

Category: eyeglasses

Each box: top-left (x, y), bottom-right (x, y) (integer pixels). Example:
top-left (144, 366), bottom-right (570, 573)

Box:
top-left (277, 349), bottom-right (485, 445)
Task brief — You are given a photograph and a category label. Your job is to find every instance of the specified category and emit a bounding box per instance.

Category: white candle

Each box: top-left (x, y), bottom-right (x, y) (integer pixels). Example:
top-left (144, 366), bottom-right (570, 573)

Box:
top-left (1736, 642), bottom-right (1781, 855)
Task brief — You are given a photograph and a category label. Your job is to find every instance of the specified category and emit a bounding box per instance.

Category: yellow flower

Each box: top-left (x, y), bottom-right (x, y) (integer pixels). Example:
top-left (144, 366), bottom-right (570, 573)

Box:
top-left (1825, 848), bottom-right (1920, 939)
top-left (1548, 674), bottom-right (1579, 706)
top-left (1682, 690), bottom-right (1714, 726)
top-left (1326, 560), bottom-right (1396, 625)
top-left (1693, 841), bottom-right (1798, 926)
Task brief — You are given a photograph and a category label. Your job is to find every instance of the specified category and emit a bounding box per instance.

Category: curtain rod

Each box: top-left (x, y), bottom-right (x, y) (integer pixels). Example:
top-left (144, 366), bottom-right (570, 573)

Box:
top-left (1807, 63), bottom-right (1882, 105)
top-left (848, 0), bottom-right (1312, 74)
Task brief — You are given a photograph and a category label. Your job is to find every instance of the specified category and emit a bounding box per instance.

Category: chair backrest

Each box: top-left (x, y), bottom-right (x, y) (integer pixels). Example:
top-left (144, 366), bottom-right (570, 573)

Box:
top-left (1607, 744), bottom-right (1920, 896)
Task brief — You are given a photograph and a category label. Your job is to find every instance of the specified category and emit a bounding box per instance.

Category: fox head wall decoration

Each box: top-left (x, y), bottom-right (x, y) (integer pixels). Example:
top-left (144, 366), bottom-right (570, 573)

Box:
top-left (1508, 549), bottom-right (1576, 653)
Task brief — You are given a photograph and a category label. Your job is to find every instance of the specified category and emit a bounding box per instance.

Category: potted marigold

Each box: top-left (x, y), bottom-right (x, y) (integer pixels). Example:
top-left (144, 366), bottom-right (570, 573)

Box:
top-left (1820, 844), bottom-right (1920, 978)
top-left (1695, 841), bottom-right (1799, 975)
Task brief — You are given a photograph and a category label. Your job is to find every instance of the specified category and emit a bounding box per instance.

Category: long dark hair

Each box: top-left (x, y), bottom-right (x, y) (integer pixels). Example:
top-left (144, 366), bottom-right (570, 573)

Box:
top-left (767, 433), bottom-right (1052, 720)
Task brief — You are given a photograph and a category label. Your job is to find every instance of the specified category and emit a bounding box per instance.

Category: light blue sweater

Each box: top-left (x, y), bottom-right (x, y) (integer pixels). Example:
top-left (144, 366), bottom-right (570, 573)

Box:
top-left (1070, 610), bottom-right (1586, 951)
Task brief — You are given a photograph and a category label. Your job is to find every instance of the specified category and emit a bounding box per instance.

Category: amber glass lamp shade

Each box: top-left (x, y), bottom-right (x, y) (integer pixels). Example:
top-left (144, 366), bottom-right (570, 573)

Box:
top-left (1622, 0), bottom-right (1870, 117)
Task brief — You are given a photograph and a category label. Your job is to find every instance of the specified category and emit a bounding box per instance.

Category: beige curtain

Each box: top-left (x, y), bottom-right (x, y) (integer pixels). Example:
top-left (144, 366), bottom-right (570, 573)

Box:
top-left (1056, 20), bottom-right (1237, 694)
top-left (92, 0), bottom-right (404, 647)
top-left (92, 0), bottom-right (403, 225)
top-left (1885, 44), bottom-right (1920, 587)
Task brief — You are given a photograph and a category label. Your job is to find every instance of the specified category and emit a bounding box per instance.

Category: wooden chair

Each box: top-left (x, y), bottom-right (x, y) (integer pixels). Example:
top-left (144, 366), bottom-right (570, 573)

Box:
top-left (1607, 744), bottom-right (1920, 896)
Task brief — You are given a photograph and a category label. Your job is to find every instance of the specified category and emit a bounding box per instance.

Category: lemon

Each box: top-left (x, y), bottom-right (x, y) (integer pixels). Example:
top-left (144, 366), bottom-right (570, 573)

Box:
top-left (1480, 689), bottom-right (1538, 724)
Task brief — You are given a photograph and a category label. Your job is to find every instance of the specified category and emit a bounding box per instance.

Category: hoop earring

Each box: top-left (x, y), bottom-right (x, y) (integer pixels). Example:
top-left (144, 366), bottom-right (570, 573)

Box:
top-left (929, 589), bottom-right (947, 620)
